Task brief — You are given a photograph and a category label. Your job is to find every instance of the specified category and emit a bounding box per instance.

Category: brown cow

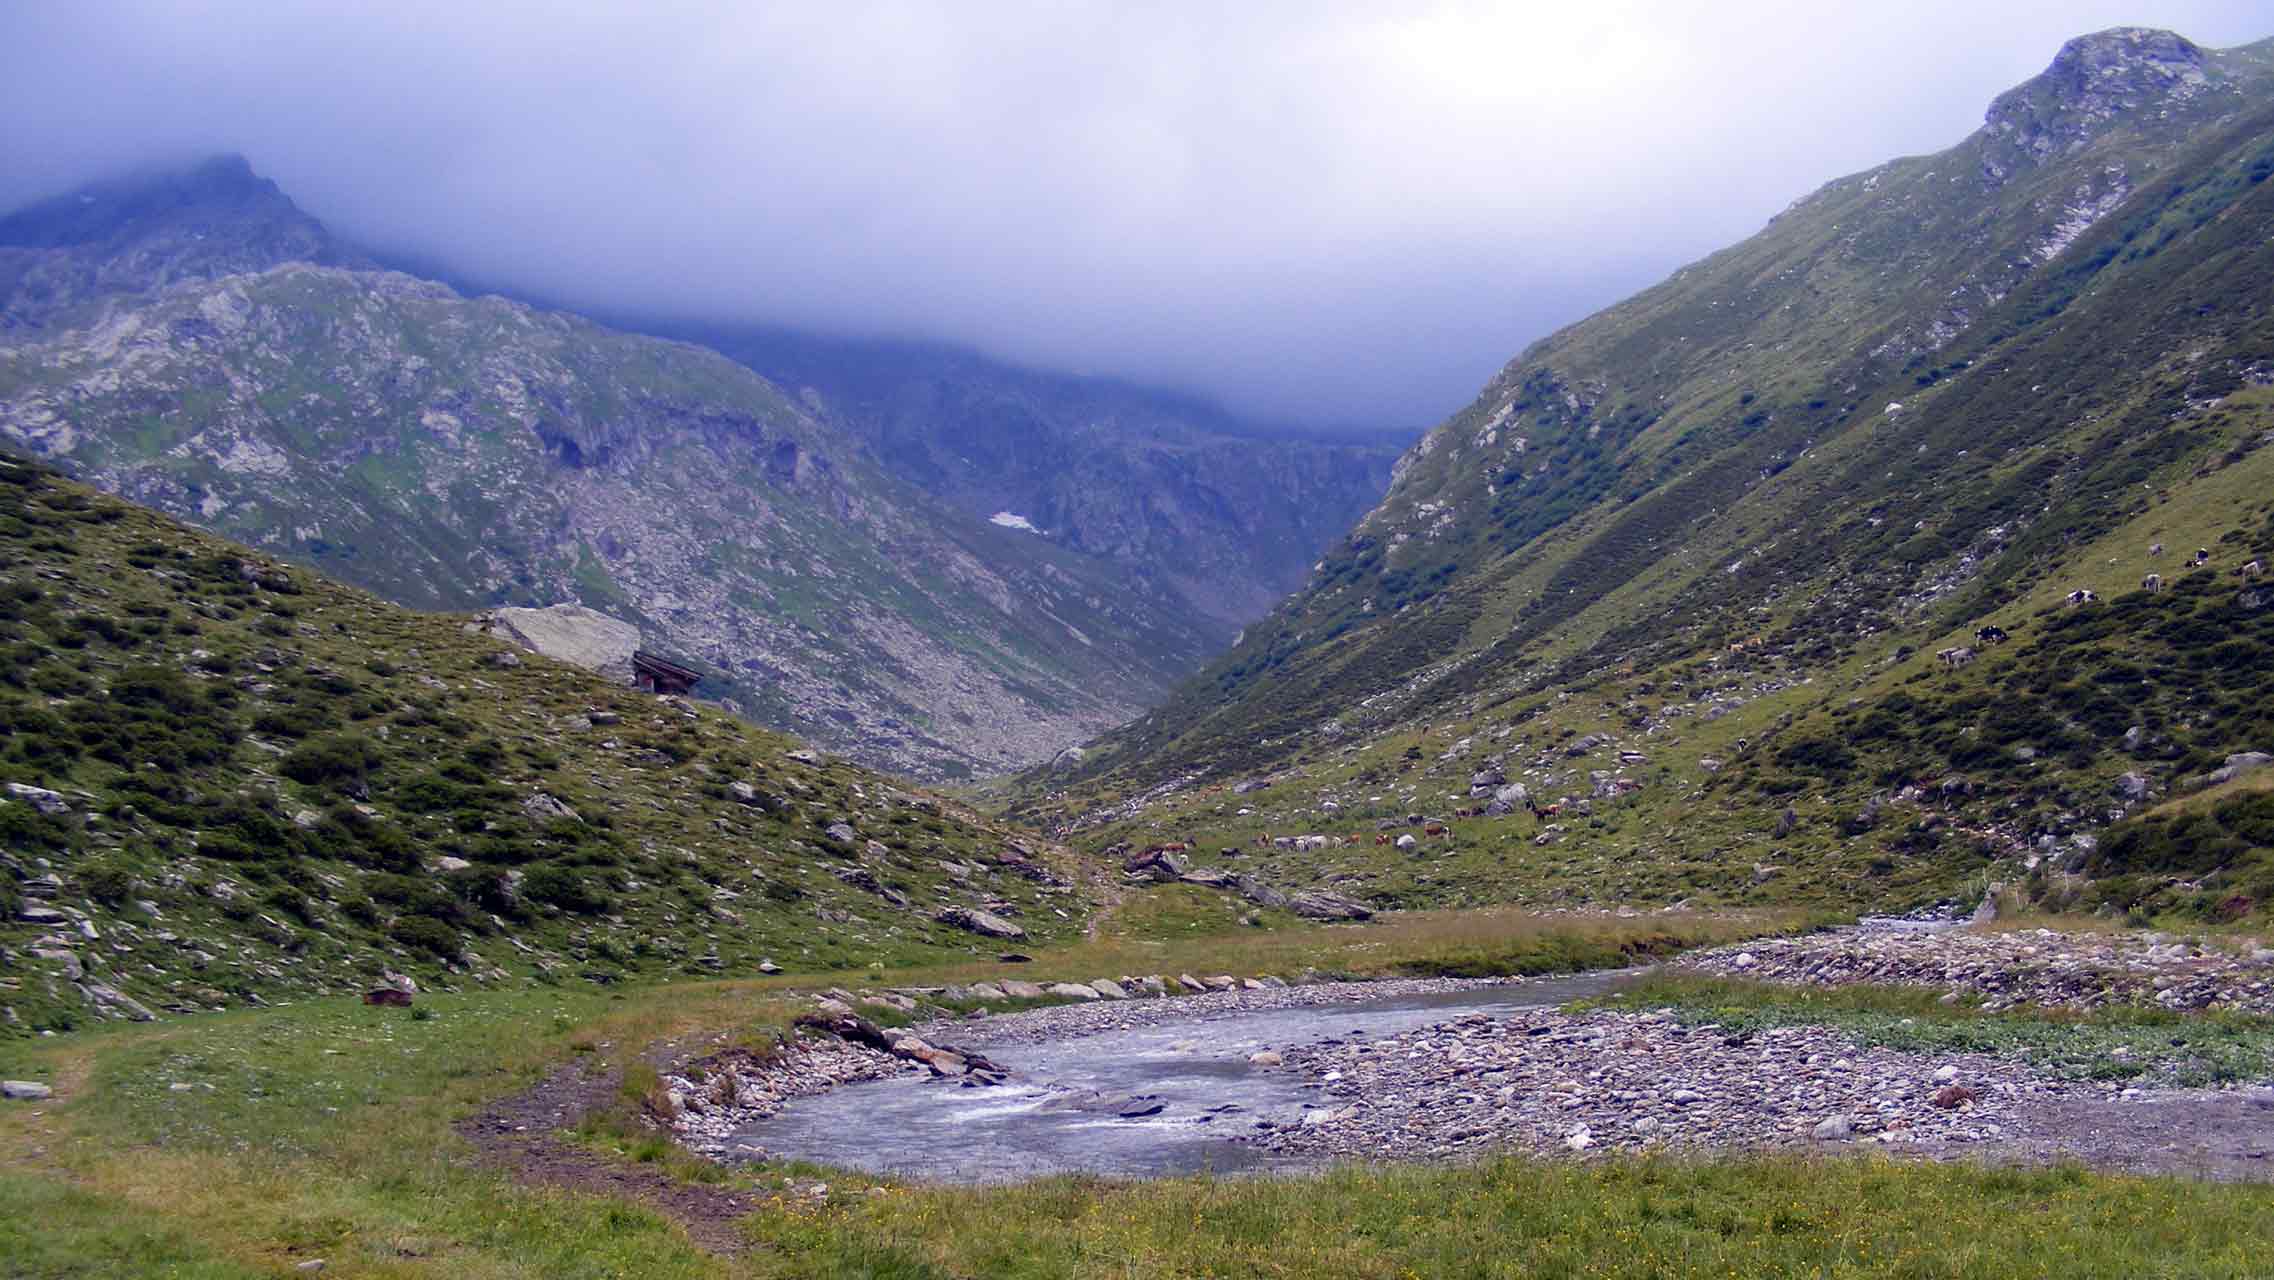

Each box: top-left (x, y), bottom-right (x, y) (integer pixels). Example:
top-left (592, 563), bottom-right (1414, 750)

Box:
top-left (363, 988), bottom-right (413, 1008)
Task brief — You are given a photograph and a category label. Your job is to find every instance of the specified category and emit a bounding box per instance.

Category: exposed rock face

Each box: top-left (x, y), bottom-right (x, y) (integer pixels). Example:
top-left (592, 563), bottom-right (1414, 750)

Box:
top-left (1984, 28), bottom-right (2211, 170)
top-left (693, 327), bottom-right (1405, 628)
top-left (0, 154), bottom-right (367, 331)
top-left (935, 905), bottom-right (1027, 940)
top-left (481, 604), bottom-right (640, 682)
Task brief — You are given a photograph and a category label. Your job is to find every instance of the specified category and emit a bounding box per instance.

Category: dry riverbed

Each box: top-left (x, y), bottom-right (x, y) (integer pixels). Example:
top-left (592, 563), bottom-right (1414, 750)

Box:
top-left (1243, 1006), bottom-right (2271, 1175)
top-left (1681, 923), bottom-right (2274, 1013)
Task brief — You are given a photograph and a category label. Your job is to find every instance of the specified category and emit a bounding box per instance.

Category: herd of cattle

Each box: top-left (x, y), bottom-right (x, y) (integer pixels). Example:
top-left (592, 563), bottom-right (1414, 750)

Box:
top-left (1957, 549), bottom-right (2265, 664)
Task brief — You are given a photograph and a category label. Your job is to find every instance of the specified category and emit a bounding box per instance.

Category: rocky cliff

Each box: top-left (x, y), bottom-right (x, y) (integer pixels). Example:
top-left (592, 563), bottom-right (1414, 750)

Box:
top-left (688, 327), bottom-right (1405, 625)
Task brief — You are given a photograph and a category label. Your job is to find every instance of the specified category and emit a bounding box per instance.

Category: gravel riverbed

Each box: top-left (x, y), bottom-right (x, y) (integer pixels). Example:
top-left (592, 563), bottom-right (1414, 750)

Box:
top-left (1243, 1007), bottom-right (2076, 1161)
top-left (1682, 925), bottom-right (2274, 1013)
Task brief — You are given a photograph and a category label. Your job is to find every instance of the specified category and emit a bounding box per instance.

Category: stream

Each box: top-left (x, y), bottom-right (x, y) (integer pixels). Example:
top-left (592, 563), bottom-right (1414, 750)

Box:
top-left (737, 970), bottom-right (1629, 1182)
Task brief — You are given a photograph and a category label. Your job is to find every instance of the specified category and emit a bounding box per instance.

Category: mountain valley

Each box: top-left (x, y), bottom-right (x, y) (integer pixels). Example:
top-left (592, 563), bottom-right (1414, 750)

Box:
top-left (7, 20), bottom-right (2274, 1280)
top-left (0, 159), bottom-right (1400, 780)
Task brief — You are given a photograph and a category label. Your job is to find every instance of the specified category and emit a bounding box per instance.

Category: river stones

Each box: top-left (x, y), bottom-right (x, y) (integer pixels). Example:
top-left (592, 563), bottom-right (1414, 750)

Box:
top-left (1249, 1004), bottom-right (2079, 1163)
top-left (1682, 923), bottom-right (2274, 1015)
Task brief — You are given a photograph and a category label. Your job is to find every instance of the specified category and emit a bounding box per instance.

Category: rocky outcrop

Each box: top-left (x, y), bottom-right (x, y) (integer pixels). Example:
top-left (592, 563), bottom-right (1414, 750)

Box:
top-left (934, 905), bottom-right (1027, 941)
top-left (479, 604), bottom-right (641, 683)
top-left (1983, 28), bottom-right (2212, 170)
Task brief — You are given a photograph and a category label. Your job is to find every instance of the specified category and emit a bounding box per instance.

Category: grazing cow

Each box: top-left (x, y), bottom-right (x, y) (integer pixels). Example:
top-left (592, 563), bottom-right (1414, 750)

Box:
top-left (2149, 542), bottom-right (2165, 557)
top-left (1975, 625), bottom-right (2009, 644)
top-left (1375, 833), bottom-right (1393, 846)
top-left (1937, 646), bottom-right (1976, 668)
top-left (1423, 823), bottom-right (1447, 837)
top-left (363, 988), bottom-right (414, 1008)
top-left (2065, 589), bottom-right (2099, 606)
top-left (2194, 549), bottom-right (2211, 566)
top-left (2142, 573), bottom-right (2164, 593)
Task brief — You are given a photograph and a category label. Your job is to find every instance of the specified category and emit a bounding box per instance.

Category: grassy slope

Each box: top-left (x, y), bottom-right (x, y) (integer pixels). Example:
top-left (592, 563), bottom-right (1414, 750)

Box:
top-left (0, 453), bottom-right (1097, 1036)
top-left (1005, 41), bottom-right (2274, 925)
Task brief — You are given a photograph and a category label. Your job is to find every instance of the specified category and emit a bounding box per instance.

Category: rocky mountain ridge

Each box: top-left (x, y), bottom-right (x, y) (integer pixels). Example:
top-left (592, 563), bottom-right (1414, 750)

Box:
top-left (689, 326), bottom-right (1406, 626)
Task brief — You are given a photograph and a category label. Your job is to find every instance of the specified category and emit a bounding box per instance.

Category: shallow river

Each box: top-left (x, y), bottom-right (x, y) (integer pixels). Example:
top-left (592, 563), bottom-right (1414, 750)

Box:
top-left (738, 970), bottom-right (1628, 1182)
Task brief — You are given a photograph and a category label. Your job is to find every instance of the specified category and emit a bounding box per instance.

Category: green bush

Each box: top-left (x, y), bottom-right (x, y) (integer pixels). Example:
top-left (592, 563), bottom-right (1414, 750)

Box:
top-left (390, 916), bottom-right (460, 959)
top-left (280, 733), bottom-right (382, 788)
top-left (523, 864), bottom-right (607, 914)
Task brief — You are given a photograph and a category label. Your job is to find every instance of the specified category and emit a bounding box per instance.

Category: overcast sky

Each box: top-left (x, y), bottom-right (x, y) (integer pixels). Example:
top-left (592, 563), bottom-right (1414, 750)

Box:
top-left (4, 3), bottom-right (2270, 430)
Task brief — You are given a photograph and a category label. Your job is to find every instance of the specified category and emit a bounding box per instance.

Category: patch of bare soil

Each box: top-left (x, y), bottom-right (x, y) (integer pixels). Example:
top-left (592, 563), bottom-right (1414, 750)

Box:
top-left (1931, 1089), bottom-right (2274, 1181)
top-left (458, 1059), bottom-right (759, 1257)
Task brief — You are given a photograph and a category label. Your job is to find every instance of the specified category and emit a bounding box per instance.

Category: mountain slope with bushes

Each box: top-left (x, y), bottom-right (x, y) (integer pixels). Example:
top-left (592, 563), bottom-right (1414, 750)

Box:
top-left (0, 453), bottom-right (1091, 1036)
top-left (1015, 28), bottom-right (2274, 924)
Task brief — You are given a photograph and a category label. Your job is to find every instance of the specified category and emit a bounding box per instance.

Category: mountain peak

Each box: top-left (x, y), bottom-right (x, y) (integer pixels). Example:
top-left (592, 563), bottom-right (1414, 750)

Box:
top-left (1981, 28), bottom-right (2211, 166)
top-left (0, 154), bottom-right (365, 329)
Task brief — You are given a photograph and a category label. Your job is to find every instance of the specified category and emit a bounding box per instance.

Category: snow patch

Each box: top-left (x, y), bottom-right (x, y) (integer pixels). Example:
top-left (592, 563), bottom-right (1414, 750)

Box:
top-left (989, 511), bottom-right (1042, 534)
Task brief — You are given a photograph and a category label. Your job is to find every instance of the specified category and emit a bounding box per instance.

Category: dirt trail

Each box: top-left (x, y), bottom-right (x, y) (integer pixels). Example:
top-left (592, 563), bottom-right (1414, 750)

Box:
top-left (458, 1060), bottom-right (762, 1258)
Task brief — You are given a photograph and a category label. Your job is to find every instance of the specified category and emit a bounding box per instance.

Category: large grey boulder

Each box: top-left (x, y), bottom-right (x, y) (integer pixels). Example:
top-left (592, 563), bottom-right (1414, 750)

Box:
top-left (1484, 783), bottom-right (1530, 817)
top-left (1288, 891), bottom-right (1373, 922)
top-left (2207, 752), bottom-right (2273, 787)
top-left (1231, 876), bottom-right (1290, 911)
top-left (3, 783), bottom-right (69, 815)
top-left (1125, 848), bottom-right (1186, 882)
top-left (935, 906), bottom-right (1026, 940)
top-left (522, 792), bottom-right (581, 823)
top-left (482, 604), bottom-right (640, 683)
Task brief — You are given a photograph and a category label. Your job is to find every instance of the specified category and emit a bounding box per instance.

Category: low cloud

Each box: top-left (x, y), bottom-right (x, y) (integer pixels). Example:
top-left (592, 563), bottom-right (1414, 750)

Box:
top-left (3, 2), bottom-right (2267, 428)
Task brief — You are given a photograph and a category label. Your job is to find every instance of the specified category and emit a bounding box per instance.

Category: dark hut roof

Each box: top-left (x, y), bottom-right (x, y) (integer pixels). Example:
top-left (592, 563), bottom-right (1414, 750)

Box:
top-left (631, 650), bottom-right (701, 681)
